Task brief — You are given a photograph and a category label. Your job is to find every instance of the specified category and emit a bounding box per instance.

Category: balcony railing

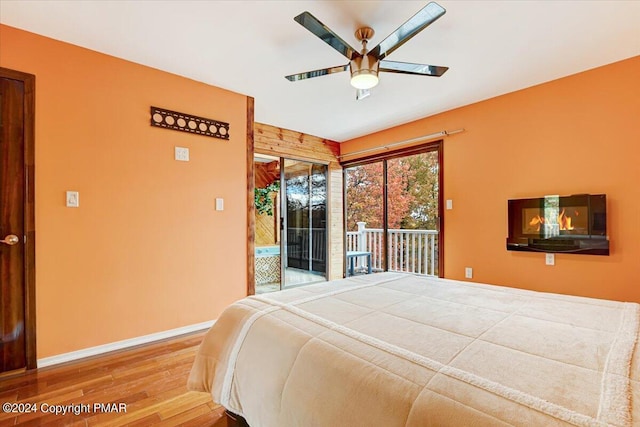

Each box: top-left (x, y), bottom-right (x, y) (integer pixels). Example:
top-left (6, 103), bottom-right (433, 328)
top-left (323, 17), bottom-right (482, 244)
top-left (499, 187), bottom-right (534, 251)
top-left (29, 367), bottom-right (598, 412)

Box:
top-left (347, 222), bottom-right (438, 276)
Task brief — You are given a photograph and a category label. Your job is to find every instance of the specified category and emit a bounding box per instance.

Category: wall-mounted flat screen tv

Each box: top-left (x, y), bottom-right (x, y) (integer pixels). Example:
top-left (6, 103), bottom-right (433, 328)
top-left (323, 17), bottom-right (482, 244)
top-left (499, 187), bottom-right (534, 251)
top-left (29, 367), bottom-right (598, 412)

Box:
top-left (506, 194), bottom-right (609, 255)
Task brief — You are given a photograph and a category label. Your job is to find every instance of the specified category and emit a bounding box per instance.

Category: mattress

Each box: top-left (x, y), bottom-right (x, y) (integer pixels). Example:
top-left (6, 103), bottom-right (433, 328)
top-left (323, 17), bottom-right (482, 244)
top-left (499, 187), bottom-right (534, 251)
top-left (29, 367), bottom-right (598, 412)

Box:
top-left (188, 272), bottom-right (640, 426)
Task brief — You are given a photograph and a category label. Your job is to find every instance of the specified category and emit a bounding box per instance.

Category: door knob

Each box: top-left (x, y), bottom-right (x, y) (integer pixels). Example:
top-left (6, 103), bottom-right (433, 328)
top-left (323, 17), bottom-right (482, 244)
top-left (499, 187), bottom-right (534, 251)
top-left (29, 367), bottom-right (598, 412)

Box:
top-left (1, 235), bottom-right (19, 245)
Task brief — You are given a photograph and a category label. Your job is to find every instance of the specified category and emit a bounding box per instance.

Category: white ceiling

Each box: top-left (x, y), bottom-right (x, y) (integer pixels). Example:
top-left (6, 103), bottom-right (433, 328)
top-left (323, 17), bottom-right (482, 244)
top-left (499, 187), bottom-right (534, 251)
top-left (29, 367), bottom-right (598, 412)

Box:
top-left (1, 1), bottom-right (639, 142)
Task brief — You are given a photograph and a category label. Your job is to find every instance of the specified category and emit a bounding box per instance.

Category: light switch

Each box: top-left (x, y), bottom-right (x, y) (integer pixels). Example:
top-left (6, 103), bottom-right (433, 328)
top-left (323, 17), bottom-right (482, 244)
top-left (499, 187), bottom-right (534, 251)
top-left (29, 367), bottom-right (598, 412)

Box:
top-left (546, 253), bottom-right (555, 266)
top-left (446, 199), bottom-right (453, 210)
top-left (175, 146), bottom-right (189, 161)
top-left (216, 198), bottom-right (224, 211)
top-left (66, 191), bottom-right (79, 207)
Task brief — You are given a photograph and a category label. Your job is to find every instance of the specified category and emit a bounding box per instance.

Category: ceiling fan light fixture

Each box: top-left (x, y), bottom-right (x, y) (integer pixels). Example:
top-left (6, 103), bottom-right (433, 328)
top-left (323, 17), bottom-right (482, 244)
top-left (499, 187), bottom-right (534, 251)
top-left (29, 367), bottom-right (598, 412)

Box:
top-left (350, 71), bottom-right (379, 90)
top-left (350, 54), bottom-right (380, 89)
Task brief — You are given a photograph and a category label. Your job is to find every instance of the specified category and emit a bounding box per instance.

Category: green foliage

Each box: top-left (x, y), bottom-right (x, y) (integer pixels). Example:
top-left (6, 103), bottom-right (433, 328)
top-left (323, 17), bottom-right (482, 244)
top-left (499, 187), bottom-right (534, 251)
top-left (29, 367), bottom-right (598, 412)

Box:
top-left (255, 181), bottom-right (280, 216)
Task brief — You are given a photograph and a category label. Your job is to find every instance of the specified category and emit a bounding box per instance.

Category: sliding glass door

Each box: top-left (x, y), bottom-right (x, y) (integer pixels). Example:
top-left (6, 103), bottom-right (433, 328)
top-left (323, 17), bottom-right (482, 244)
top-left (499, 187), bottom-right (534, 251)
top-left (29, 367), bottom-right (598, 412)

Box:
top-left (386, 151), bottom-right (441, 276)
top-left (281, 159), bottom-right (328, 288)
top-left (344, 162), bottom-right (386, 274)
top-left (344, 143), bottom-right (443, 277)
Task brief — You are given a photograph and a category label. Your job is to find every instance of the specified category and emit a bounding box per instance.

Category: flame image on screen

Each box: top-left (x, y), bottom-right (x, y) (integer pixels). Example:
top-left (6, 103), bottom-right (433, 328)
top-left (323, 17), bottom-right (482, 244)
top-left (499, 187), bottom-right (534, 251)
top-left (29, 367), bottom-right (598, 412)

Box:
top-left (557, 208), bottom-right (575, 230)
top-left (523, 207), bottom-right (586, 235)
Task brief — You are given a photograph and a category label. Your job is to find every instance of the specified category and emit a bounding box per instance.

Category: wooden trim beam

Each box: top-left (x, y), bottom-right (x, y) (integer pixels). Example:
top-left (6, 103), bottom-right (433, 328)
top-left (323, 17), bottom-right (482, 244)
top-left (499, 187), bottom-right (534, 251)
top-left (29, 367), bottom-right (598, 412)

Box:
top-left (255, 123), bottom-right (339, 165)
top-left (246, 97), bottom-right (255, 296)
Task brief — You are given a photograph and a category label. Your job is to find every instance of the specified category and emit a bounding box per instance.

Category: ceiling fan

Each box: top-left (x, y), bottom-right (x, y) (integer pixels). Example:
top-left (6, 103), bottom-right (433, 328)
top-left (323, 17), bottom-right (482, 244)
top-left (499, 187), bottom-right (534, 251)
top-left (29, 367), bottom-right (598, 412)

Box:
top-left (285, 1), bottom-right (449, 100)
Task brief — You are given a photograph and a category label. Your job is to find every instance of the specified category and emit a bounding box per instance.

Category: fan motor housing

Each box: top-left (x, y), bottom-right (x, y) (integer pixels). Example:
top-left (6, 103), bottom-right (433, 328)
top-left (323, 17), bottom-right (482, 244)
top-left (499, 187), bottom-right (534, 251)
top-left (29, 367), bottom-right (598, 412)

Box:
top-left (350, 54), bottom-right (380, 89)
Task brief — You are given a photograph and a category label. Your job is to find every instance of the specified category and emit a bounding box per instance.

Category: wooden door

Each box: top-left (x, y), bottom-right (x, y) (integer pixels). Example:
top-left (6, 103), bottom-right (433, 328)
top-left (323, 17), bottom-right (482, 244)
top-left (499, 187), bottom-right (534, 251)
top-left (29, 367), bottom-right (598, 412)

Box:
top-left (0, 67), bottom-right (36, 372)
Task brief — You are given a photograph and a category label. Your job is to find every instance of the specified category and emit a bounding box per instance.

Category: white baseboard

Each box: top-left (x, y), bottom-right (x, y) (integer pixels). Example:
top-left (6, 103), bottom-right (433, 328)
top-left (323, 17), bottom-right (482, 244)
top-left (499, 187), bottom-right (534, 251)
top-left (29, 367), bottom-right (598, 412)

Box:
top-left (37, 319), bottom-right (216, 368)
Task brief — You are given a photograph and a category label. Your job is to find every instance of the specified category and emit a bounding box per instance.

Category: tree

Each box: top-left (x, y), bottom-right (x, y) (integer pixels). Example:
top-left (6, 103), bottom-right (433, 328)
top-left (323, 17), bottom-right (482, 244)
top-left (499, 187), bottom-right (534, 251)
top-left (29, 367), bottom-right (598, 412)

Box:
top-left (345, 160), bottom-right (415, 230)
top-left (404, 151), bottom-right (439, 230)
top-left (345, 151), bottom-right (439, 231)
top-left (345, 162), bottom-right (383, 230)
top-left (386, 158), bottom-right (415, 228)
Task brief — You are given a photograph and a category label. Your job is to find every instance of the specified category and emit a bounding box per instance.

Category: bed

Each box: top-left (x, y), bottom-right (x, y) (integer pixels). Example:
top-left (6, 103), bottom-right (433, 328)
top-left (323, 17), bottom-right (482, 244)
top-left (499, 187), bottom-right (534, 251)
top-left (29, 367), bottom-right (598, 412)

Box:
top-left (187, 272), bottom-right (640, 426)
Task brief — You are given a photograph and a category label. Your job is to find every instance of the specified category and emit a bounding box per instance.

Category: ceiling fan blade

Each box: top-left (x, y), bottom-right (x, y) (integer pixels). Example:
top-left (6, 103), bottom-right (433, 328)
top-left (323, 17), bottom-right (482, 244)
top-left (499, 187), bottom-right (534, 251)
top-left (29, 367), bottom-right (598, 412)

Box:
top-left (369, 2), bottom-right (446, 61)
top-left (285, 64), bottom-right (349, 82)
top-left (294, 12), bottom-right (361, 60)
top-left (379, 60), bottom-right (448, 77)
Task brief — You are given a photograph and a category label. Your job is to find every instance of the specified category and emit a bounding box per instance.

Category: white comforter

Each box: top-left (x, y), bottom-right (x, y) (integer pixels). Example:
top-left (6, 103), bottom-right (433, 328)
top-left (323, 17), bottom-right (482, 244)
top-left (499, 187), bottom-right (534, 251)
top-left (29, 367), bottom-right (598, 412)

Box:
top-left (188, 273), bottom-right (640, 426)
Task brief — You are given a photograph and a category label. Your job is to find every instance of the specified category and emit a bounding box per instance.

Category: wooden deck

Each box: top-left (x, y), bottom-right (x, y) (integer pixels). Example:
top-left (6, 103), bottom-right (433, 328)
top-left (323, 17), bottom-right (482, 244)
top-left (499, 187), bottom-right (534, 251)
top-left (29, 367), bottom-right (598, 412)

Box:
top-left (0, 331), bottom-right (227, 426)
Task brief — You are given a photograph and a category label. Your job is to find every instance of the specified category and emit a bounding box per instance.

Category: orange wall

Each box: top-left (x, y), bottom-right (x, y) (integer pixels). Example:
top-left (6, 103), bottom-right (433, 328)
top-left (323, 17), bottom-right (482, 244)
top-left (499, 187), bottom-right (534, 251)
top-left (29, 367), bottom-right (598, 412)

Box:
top-left (0, 25), bottom-right (248, 358)
top-left (342, 56), bottom-right (640, 303)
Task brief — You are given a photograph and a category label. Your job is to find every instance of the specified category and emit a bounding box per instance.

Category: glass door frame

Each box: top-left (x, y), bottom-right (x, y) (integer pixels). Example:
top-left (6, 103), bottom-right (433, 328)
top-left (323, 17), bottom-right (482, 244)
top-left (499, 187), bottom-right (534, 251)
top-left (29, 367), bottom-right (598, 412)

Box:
top-left (341, 141), bottom-right (444, 277)
top-left (280, 157), bottom-right (329, 289)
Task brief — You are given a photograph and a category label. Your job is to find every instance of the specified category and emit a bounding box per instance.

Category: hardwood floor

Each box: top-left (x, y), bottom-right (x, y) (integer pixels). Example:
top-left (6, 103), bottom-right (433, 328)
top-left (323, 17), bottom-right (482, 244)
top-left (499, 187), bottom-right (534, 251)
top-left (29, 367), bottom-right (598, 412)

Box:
top-left (0, 331), bottom-right (228, 426)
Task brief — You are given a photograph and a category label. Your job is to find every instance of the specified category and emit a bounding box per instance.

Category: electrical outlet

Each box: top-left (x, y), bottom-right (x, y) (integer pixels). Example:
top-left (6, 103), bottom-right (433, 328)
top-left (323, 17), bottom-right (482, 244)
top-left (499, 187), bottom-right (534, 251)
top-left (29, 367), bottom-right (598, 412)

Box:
top-left (215, 198), bottom-right (224, 211)
top-left (175, 146), bottom-right (189, 161)
top-left (465, 267), bottom-right (473, 279)
top-left (66, 191), bottom-right (79, 207)
top-left (546, 253), bottom-right (555, 266)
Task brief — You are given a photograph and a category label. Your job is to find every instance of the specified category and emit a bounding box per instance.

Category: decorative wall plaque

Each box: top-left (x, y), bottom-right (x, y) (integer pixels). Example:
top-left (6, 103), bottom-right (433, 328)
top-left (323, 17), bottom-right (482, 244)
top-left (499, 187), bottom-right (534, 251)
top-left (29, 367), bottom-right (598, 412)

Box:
top-left (150, 106), bottom-right (230, 140)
